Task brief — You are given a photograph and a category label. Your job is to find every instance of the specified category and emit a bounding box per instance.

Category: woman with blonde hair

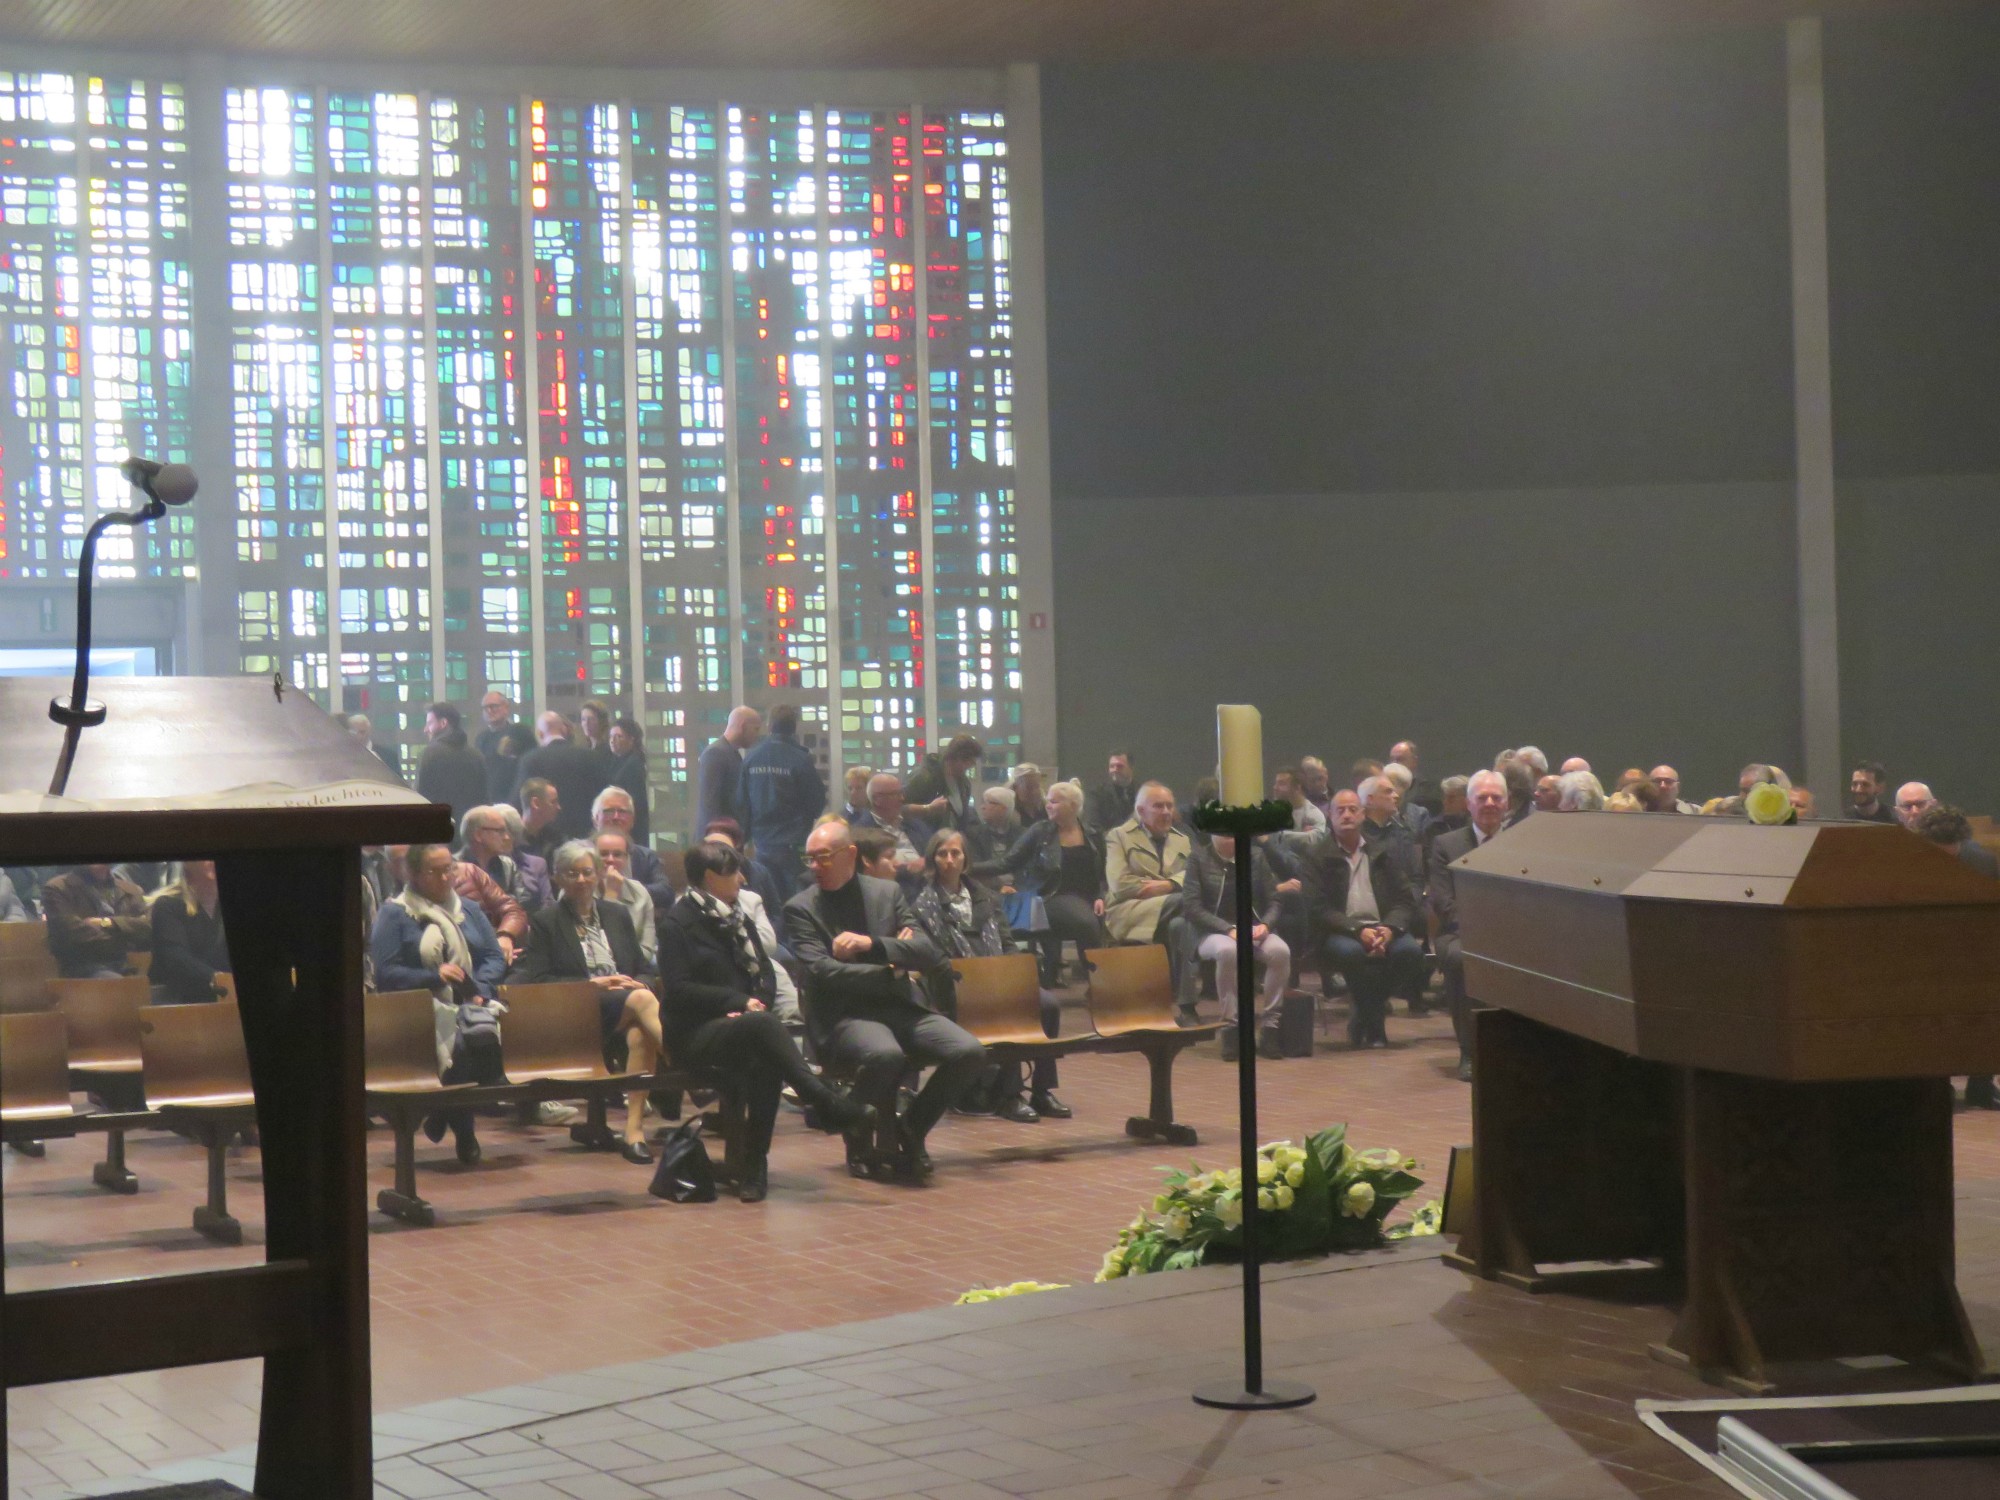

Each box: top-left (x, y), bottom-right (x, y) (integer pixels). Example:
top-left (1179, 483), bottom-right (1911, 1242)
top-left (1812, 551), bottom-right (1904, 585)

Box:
top-left (149, 860), bottom-right (232, 1004)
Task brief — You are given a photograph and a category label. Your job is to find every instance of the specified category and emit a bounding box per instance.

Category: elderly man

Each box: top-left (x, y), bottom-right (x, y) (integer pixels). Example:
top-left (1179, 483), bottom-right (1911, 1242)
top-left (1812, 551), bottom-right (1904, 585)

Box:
top-left (1740, 762), bottom-right (1792, 794)
top-left (1430, 770), bottom-right (1511, 1081)
top-left (476, 690), bottom-right (529, 764)
top-left (445, 841), bottom-right (526, 964)
top-left (459, 805), bottom-right (547, 916)
top-left (696, 704), bottom-right (764, 837)
top-left (1306, 789), bottom-right (1423, 1049)
top-left (1650, 765), bottom-right (1697, 814)
top-left (591, 785), bottom-right (663, 892)
top-left (347, 712), bottom-right (403, 779)
top-left (41, 864), bottom-right (152, 978)
top-left (1560, 756), bottom-right (1591, 775)
top-left (1789, 786), bottom-right (1818, 819)
top-left (514, 712), bottom-right (599, 839)
top-left (785, 821), bottom-right (982, 1181)
top-left (1531, 774), bottom-right (1563, 813)
top-left (1381, 763), bottom-right (1431, 847)
top-left (1104, 781), bottom-right (1189, 945)
top-left (854, 773), bottom-right (934, 882)
top-left (1424, 776), bottom-right (1470, 856)
top-left (1894, 781), bottom-right (1937, 829)
top-left (1557, 770), bottom-right (1607, 812)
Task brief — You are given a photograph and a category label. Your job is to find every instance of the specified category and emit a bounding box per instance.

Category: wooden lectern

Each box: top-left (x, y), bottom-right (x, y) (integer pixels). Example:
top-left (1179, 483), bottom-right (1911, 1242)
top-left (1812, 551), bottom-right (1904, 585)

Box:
top-left (1446, 812), bottom-right (2000, 1392)
top-left (0, 677), bottom-right (450, 1497)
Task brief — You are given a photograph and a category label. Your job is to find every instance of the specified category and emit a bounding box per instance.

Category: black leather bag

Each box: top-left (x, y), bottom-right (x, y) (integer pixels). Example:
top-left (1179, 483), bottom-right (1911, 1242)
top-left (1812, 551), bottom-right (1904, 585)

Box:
top-left (1278, 989), bottom-right (1316, 1058)
top-left (647, 1119), bottom-right (716, 1203)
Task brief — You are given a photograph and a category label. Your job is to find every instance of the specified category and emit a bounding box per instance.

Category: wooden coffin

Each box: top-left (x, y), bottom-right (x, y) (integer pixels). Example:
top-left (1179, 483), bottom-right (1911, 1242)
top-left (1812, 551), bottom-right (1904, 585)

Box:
top-left (1454, 812), bottom-right (2000, 1081)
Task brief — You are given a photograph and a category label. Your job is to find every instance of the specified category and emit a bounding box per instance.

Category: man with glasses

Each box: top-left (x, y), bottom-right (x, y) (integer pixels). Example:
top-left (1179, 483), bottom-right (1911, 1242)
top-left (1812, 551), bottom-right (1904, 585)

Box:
top-left (854, 773), bottom-right (933, 888)
top-left (1649, 765), bottom-right (1697, 814)
top-left (1895, 781), bottom-right (1937, 830)
top-left (595, 831), bottom-right (657, 967)
top-left (785, 822), bottom-right (983, 1182)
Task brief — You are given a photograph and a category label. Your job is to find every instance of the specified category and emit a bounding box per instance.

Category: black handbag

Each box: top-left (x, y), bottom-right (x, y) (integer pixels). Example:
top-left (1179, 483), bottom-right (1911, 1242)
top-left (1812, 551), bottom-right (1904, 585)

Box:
top-left (647, 1118), bottom-right (716, 1203)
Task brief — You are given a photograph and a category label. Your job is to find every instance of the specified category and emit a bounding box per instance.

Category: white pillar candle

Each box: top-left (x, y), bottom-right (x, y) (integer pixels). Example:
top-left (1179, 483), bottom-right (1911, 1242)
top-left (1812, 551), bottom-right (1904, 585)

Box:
top-left (1217, 705), bottom-right (1263, 807)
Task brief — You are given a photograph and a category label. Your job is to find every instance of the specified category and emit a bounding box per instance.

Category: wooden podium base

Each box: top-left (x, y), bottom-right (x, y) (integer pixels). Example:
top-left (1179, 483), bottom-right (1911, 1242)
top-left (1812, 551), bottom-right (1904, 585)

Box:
top-left (1455, 1010), bottom-right (1992, 1393)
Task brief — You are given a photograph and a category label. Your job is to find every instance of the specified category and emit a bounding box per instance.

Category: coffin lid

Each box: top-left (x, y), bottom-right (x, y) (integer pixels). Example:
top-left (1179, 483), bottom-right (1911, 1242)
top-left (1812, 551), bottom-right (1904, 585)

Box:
top-left (1453, 810), bottom-right (2000, 909)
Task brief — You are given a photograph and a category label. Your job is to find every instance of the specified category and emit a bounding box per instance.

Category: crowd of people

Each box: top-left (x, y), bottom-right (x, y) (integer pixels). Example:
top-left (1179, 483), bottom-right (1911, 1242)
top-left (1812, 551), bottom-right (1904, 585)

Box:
top-left (8, 695), bottom-right (1997, 1203)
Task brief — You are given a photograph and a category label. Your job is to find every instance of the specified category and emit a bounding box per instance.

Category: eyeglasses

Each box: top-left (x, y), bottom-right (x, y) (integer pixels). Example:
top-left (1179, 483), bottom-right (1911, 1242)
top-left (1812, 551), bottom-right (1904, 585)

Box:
top-left (803, 850), bottom-right (841, 866)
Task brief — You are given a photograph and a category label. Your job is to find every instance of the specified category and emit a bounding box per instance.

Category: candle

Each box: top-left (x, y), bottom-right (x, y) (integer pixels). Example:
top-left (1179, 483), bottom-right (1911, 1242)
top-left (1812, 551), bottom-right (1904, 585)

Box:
top-left (1217, 705), bottom-right (1263, 807)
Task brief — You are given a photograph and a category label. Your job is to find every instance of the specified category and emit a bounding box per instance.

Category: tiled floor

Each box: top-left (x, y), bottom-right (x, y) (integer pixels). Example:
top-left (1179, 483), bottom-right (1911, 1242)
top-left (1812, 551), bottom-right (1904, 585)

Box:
top-left (11, 993), bottom-right (2000, 1499)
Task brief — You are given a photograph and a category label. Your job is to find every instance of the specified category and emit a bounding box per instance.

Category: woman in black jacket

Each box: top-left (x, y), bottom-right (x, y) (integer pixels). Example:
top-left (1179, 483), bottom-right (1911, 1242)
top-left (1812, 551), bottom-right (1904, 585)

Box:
top-left (509, 840), bottom-right (668, 1163)
top-left (149, 860), bottom-right (231, 1004)
top-left (656, 841), bottom-right (873, 1201)
top-left (608, 716), bottom-right (652, 846)
top-left (1005, 781), bottom-right (1110, 987)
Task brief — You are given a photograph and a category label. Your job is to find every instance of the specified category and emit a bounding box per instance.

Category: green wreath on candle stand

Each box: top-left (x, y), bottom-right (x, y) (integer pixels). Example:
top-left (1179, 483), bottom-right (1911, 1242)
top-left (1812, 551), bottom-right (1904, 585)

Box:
top-left (1190, 799), bottom-right (1296, 837)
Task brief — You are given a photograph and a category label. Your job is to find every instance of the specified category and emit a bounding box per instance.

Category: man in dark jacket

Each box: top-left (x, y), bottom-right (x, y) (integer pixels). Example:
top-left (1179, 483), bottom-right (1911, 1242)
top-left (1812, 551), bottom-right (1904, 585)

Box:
top-left (740, 703), bottom-right (825, 900)
top-left (476, 691), bottom-right (531, 768)
top-left (416, 703), bottom-right (492, 827)
top-left (1182, 833), bottom-right (1290, 1061)
top-left (696, 705), bottom-right (763, 838)
top-left (785, 821), bottom-right (983, 1181)
top-left (1429, 769), bottom-right (1510, 1082)
top-left (1305, 789), bottom-right (1422, 1049)
top-left (905, 734), bottom-right (982, 835)
top-left (1087, 752), bottom-right (1137, 835)
top-left (513, 713), bottom-right (600, 840)
top-left (41, 864), bottom-right (151, 977)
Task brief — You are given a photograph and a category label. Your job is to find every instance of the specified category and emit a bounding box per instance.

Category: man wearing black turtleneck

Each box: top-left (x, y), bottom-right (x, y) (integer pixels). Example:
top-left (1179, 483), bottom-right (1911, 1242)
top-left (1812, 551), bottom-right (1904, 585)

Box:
top-left (784, 821), bottom-right (983, 1182)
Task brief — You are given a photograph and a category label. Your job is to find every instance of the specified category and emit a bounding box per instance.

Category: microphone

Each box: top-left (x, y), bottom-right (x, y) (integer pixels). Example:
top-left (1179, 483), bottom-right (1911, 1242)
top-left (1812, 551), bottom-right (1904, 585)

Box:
top-left (120, 455), bottom-right (198, 507)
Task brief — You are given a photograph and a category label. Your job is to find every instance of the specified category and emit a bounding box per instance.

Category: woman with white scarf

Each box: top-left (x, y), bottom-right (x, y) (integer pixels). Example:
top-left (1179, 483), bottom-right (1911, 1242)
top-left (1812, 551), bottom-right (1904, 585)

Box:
top-left (369, 843), bottom-right (509, 1164)
top-left (657, 841), bottom-right (875, 1202)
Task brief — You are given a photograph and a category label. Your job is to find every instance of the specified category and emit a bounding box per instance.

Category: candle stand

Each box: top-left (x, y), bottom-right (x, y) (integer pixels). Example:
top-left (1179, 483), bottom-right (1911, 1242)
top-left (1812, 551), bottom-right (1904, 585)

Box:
top-left (1189, 799), bottom-right (1318, 1412)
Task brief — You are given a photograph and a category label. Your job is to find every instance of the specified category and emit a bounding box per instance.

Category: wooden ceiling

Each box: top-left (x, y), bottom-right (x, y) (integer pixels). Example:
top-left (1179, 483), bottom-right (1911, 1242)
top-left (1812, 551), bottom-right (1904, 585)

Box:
top-left (0, 0), bottom-right (1962, 72)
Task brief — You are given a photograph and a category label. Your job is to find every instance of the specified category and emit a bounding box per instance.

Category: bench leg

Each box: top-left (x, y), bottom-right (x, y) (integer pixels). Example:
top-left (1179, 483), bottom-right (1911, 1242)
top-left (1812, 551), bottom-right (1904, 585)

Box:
top-left (1124, 1043), bottom-right (1199, 1147)
top-left (569, 1094), bottom-right (617, 1151)
top-left (192, 1122), bottom-right (244, 1245)
top-left (374, 1108), bottom-right (435, 1227)
top-left (92, 1128), bottom-right (138, 1193)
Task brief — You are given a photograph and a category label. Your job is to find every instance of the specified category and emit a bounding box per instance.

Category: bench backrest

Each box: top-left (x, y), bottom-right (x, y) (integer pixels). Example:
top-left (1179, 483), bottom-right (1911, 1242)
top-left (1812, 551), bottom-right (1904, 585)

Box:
top-left (950, 953), bottom-right (1057, 1046)
top-left (138, 1001), bottom-right (256, 1110)
top-left (0, 922), bottom-right (58, 1014)
top-left (365, 989), bottom-right (442, 1091)
top-left (1, 1010), bottom-right (74, 1123)
top-left (52, 976), bottom-right (153, 1069)
top-left (1083, 944), bottom-right (1177, 1037)
top-left (497, 982), bottom-right (616, 1082)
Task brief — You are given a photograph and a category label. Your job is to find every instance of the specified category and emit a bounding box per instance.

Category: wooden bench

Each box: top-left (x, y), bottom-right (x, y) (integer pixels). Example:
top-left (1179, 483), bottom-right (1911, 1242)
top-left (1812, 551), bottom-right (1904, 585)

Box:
top-left (362, 983), bottom-right (744, 1226)
top-left (52, 975), bottom-right (152, 1189)
top-left (0, 920), bottom-right (58, 1016)
top-left (1, 1010), bottom-right (76, 1145)
top-left (946, 945), bottom-right (1218, 1147)
top-left (1083, 945), bottom-right (1223, 1146)
top-left (138, 1001), bottom-right (260, 1244)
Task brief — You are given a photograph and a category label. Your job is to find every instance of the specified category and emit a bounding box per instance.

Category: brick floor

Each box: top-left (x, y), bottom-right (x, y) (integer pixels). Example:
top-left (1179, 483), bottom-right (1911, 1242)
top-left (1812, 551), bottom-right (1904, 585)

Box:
top-left (11, 991), bottom-right (2000, 1498)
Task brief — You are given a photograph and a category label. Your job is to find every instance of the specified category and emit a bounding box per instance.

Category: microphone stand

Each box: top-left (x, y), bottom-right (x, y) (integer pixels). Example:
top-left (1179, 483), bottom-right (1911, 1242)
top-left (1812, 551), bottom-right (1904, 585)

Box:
top-left (47, 484), bottom-right (177, 797)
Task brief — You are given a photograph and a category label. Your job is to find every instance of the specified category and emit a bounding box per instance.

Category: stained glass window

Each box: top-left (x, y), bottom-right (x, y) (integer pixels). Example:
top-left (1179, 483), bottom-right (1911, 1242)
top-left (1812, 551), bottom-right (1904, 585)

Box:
top-left (1, 65), bottom-right (1031, 829)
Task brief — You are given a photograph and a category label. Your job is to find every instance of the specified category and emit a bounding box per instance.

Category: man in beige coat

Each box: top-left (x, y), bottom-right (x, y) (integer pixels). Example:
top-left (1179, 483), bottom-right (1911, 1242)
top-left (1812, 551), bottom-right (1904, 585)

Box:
top-left (1103, 781), bottom-right (1190, 944)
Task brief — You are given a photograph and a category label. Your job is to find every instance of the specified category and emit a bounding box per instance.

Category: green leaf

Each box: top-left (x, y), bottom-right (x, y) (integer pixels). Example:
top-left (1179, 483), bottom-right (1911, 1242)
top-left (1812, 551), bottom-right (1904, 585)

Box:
top-left (1307, 1123), bottom-right (1349, 1180)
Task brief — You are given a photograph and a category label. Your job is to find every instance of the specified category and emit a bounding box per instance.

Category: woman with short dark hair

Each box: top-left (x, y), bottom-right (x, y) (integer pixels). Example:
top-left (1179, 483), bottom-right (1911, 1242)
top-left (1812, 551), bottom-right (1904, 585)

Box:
top-left (608, 716), bottom-right (651, 844)
top-left (657, 841), bottom-right (874, 1201)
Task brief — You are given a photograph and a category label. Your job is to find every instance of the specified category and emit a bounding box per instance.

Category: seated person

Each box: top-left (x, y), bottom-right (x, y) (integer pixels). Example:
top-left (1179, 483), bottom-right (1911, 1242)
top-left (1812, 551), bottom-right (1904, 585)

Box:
top-left (595, 830), bottom-right (657, 968)
top-left (656, 842), bottom-right (874, 1201)
top-left (853, 827), bottom-right (902, 883)
top-left (149, 860), bottom-right (232, 1004)
top-left (1429, 769), bottom-right (1510, 1082)
top-left (0, 869), bottom-right (27, 922)
top-left (785, 821), bottom-right (985, 1182)
top-left (701, 823), bottom-right (800, 1026)
top-left (510, 841), bottom-right (668, 1164)
top-left (914, 828), bottom-right (1067, 1124)
top-left (1005, 780), bottom-right (1110, 987)
top-left (703, 818), bottom-right (787, 918)
top-left (1103, 781), bottom-right (1189, 944)
top-left (853, 773), bottom-right (933, 887)
top-left (447, 846), bottom-right (526, 965)
top-left (458, 804), bottom-right (549, 918)
top-left (370, 843), bottom-right (509, 1163)
top-left (1305, 790), bottom-right (1423, 1049)
top-left (41, 864), bottom-right (151, 978)
top-left (1183, 832), bottom-right (1290, 1061)
top-left (592, 786), bottom-right (664, 893)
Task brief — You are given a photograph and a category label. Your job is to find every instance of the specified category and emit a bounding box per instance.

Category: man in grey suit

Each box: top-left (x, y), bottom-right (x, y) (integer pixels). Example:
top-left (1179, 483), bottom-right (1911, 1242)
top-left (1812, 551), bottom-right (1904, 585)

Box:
top-left (1429, 769), bottom-right (1512, 1083)
top-left (785, 820), bottom-right (985, 1181)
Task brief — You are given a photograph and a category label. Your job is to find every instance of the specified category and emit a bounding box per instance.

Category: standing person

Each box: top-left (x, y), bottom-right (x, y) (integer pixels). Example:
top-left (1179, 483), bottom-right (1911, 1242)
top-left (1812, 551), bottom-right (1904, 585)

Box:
top-left (1007, 781), bottom-right (1111, 987)
top-left (517, 777), bottom-right (566, 865)
top-left (41, 865), bottom-right (151, 978)
top-left (785, 822), bottom-right (985, 1182)
top-left (514, 713), bottom-right (600, 840)
top-left (906, 734), bottom-right (984, 835)
top-left (657, 842), bottom-right (875, 1201)
top-left (578, 699), bottom-right (617, 780)
top-left (607, 716), bottom-right (652, 847)
top-left (1183, 832), bottom-right (1288, 1063)
top-left (476, 691), bottom-right (530, 769)
top-left (347, 713), bottom-right (402, 780)
top-left (370, 844), bottom-right (508, 1164)
top-left (1087, 752), bottom-right (1137, 835)
top-left (696, 705), bottom-right (764, 837)
top-left (510, 842), bottom-right (668, 1164)
top-left (149, 861), bottom-right (232, 1004)
top-left (415, 703), bottom-right (491, 827)
top-left (486, 724), bottom-right (534, 804)
top-left (740, 703), bottom-right (826, 902)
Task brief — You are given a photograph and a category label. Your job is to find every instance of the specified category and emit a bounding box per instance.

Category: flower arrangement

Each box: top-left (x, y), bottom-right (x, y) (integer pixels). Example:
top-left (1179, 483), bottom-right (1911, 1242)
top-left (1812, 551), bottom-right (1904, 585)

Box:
top-left (1096, 1124), bottom-right (1431, 1282)
top-left (955, 1281), bottom-right (1069, 1305)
